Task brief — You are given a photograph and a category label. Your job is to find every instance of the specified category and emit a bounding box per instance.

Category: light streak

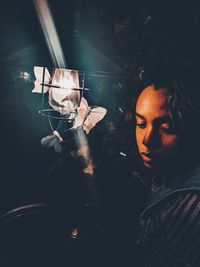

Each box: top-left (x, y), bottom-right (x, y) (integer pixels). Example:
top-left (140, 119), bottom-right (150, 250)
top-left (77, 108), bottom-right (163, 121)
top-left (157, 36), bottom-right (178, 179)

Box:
top-left (120, 152), bottom-right (127, 157)
top-left (33, 0), bottom-right (67, 68)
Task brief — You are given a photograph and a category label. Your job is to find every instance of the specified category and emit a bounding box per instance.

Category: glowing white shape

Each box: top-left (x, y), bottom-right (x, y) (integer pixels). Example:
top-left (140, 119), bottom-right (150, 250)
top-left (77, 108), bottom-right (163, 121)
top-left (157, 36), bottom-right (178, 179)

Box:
top-left (83, 106), bottom-right (107, 134)
top-left (72, 97), bottom-right (107, 134)
top-left (32, 66), bottom-right (51, 93)
top-left (72, 97), bottom-right (89, 128)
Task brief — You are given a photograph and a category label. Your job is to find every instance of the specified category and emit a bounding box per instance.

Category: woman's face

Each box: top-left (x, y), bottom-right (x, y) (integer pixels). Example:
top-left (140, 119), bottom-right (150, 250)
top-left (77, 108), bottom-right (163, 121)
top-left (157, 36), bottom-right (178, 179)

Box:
top-left (135, 85), bottom-right (179, 170)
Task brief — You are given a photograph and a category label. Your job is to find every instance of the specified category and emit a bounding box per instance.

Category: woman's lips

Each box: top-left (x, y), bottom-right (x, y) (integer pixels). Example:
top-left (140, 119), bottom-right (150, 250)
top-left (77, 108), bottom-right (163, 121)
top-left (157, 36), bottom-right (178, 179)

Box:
top-left (140, 152), bottom-right (159, 169)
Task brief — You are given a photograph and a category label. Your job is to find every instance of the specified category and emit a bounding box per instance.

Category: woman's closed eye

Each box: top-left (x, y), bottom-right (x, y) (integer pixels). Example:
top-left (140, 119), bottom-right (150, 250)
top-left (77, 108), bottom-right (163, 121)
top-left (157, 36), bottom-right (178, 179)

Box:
top-left (136, 121), bottom-right (146, 129)
top-left (160, 123), bottom-right (175, 134)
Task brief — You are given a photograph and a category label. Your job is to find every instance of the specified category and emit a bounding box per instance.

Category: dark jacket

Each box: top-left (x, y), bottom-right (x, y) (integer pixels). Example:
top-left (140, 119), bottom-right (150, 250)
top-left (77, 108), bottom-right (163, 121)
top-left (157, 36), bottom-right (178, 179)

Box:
top-left (140, 165), bottom-right (200, 221)
top-left (139, 165), bottom-right (200, 267)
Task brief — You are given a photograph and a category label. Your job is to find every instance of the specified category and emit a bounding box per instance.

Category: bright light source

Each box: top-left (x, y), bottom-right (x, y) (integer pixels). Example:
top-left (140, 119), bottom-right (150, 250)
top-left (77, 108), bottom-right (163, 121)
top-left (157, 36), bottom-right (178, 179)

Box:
top-left (49, 68), bottom-right (81, 115)
top-left (23, 72), bottom-right (30, 79)
top-left (19, 71), bottom-right (31, 80)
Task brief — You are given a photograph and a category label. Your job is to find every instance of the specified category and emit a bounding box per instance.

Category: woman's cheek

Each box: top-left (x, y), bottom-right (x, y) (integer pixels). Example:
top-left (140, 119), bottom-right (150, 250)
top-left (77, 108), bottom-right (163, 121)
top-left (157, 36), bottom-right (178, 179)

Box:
top-left (162, 134), bottom-right (178, 147)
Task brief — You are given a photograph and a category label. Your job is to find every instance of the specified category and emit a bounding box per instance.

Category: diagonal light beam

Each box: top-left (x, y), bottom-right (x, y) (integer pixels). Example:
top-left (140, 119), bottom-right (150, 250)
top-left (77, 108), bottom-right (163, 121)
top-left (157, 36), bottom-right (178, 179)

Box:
top-left (33, 0), bottom-right (67, 68)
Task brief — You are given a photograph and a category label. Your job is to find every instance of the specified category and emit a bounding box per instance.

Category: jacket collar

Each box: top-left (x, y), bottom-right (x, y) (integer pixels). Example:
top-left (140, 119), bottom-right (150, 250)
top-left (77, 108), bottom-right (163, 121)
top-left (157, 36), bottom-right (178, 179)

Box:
top-left (139, 165), bottom-right (200, 222)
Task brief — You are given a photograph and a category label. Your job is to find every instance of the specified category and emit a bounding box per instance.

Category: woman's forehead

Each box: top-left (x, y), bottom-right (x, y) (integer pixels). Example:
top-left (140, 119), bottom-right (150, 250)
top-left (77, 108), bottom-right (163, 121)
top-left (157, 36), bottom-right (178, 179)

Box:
top-left (136, 86), bottom-right (171, 119)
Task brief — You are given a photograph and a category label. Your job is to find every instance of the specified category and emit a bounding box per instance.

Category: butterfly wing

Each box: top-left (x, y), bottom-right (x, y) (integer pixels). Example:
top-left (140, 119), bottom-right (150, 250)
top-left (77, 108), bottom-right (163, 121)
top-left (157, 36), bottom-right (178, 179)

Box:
top-left (83, 107), bottom-right (107, 134)
top-left (71, 97), bottom-right (89, 129)
top-left (53, 138), bottom-right (62, 153)
top-left (41, 135), bottom-right (55, 147)
top-left (41, 135), bottom-right (62, 153)
top-left (32, 66), bottom-right (51, 93)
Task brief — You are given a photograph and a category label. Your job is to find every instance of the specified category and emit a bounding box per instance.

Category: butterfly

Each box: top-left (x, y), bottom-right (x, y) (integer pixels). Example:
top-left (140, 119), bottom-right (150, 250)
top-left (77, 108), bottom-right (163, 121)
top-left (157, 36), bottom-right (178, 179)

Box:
top-left (72, 97), bottom-right (107, 134)
top-left (40, 97), bottom-right (107, 152)
top-left (41, 130), bottom-right (63, 153)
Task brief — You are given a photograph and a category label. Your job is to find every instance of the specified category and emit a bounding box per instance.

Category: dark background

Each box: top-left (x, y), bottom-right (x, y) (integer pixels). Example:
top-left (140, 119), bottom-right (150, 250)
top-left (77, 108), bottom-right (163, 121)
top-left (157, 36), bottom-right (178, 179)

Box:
top-left (0, 0), bottom-right (200, 266)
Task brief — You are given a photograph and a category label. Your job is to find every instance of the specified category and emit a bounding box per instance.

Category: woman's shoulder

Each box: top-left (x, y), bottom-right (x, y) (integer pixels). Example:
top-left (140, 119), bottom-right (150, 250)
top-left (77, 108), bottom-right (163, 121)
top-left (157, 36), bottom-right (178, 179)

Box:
top-left (173, 164), bottom-right (200, 188)
top-left (161, 190), bottom-right (200, 220)
top-left (160, 190), bottom-right (200, 266)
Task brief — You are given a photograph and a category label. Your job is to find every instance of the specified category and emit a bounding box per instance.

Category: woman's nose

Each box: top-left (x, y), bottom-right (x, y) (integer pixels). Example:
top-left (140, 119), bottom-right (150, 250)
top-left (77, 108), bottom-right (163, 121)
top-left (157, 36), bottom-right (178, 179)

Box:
top-left (143, 127), bottom-right (159, 149)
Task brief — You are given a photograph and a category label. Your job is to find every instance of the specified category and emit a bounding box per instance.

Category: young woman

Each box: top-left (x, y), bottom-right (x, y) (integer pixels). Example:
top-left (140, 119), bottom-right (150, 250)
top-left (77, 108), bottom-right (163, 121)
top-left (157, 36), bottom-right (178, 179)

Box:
top-left (134, 81), bottom-right (200, 266)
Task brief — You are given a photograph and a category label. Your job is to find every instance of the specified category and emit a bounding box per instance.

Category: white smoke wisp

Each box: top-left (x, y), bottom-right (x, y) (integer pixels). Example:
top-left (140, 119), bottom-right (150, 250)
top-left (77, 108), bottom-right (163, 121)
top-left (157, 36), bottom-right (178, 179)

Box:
top-left (33, 0), bottom-right (67, 68)
top-left (74, 128), bottom-right (98, 206)
top-left (74, 128), bottom-right (94, 176)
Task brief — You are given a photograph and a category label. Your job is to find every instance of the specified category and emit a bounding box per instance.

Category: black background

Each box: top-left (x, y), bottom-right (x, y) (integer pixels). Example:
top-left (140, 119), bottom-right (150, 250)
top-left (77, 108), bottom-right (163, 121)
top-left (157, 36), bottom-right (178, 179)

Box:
top-left (0, 0), bottom-right (200, 266)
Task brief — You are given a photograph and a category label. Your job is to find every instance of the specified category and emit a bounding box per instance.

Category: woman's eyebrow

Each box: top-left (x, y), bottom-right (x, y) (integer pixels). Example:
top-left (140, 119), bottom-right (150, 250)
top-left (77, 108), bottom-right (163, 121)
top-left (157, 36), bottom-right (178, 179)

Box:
top-left (136, 113), bottom-right (171, 123)
top-left (135, 113), bottom-right (145, 119)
